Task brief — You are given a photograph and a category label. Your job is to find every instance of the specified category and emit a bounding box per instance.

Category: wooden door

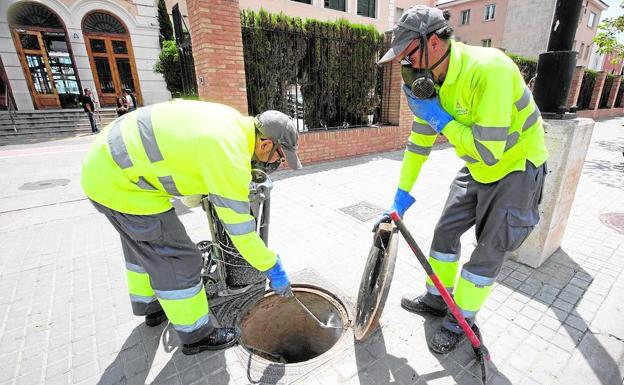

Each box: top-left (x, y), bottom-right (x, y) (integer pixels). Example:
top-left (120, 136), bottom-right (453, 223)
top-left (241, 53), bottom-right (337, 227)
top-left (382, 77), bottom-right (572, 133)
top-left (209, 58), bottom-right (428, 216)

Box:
top-left (85, 36), bottom-right (142, 107)
top-left (12, 30), bottom-right (61, 109)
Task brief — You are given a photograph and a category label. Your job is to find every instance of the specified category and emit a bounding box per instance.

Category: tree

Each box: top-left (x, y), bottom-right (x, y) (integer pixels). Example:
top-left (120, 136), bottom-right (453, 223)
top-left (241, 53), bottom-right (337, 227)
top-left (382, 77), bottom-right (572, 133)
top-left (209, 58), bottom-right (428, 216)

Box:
top-left (157, 0), bottom-right (174, 47)
top-left (594, 1), bottom-right (624, 63)
top-left (154, 40), bottom-right (182, 97)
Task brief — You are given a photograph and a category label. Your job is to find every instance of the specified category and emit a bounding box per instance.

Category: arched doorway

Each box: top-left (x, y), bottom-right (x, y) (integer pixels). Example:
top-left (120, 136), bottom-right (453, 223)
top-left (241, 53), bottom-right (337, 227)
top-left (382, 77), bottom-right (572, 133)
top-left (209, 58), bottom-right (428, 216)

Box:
top-left (82, 11), bottom-right (142, 107)
top-left (8, 2), bottom-right (81, 109)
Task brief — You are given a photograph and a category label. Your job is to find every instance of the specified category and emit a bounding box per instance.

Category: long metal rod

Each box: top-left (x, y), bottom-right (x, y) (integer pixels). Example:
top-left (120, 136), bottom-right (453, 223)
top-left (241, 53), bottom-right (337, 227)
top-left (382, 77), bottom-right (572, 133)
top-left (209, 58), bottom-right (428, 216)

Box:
top-left (292, 294), bottom-right (342, 330)
top-left (390, 211), bottom-right (490, 384)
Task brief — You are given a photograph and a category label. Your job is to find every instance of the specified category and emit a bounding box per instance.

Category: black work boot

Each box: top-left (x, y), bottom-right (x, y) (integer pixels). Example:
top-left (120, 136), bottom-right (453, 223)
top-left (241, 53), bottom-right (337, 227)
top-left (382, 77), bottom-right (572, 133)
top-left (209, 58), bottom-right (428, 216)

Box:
top-left (401, 292), bottom-right (447, 317)
top-left (145, 310), bottom-right (167, 327)
top-left (428, 312), bottom-right (476, 354)
top-left (182, 327), bottom-right (241, 355)
top-left (429, 327), bottom-right (467, 354)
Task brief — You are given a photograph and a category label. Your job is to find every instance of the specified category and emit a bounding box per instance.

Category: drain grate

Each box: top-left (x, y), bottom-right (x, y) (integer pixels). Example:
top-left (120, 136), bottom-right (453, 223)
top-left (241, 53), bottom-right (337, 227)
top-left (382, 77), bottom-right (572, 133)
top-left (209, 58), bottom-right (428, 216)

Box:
top-left (599, 213), bottom-right (624, 235)
top-left (19, 178), bottom-right (70, 191)
top-left (339, 201), bottom-right (385, 222)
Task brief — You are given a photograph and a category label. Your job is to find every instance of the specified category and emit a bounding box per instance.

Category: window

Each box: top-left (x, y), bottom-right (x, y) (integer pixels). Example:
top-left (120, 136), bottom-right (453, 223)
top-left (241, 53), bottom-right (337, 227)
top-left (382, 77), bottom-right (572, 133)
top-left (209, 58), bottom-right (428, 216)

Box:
top-left (482, 39), bottom-right (492, 47)
top-left (588, 11), bottom-right (596, 28)
top-left (395, 8), bottom-right (403, 25)
top-left (325, 0), bottom-right (345, 11)
top-left (460, 9), bottom-right (470, 25)
top-left (485, 4), bottom-right (496, 21)
top-left (357, 0), bottom-right (376, 18)
top-left (585, 43), bottom-right (591, 59)
top-left (579, 43), bottom-right (585, 58)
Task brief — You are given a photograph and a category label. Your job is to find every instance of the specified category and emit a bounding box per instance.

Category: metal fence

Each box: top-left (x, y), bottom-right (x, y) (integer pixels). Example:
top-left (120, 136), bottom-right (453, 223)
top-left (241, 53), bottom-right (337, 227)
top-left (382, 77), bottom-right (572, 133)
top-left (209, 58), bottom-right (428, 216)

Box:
top-left (241, 23), bottom-right (388, 131)
top-left (172, 4), bottom-right (198, 99)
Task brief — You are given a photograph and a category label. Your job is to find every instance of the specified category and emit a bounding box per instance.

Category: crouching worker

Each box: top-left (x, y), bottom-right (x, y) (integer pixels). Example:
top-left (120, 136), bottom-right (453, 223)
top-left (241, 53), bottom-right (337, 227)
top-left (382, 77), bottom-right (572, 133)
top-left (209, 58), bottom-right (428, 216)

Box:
top-left (81, 100), bottom-right (302, 355)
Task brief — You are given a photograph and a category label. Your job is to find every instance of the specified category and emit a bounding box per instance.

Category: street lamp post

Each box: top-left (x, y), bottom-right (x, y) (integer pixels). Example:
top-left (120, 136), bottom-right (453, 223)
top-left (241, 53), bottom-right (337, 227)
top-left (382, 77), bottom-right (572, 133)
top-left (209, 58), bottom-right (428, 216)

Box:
top-left (532, 0), bottom-right (584, 119)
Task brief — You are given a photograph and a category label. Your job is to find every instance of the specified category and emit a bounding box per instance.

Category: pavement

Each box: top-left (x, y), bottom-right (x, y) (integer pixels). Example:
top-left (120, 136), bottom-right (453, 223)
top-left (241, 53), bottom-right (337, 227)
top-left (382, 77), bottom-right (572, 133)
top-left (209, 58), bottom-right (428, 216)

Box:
top-left (0, 117), bottom-right (623, 385)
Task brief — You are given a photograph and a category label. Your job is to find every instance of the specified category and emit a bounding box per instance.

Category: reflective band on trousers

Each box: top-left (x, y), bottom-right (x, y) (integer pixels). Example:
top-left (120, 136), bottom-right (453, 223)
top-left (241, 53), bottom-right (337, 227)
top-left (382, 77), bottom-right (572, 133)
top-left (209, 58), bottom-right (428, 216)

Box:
top-left (426, 255), bottom-right (459, 290)
top-left (155, 281), bottom-right (209, 330)
top-left (126, 269), bottom-right (155, 298)
top-left (406, 142), bottom-right (432, 156)
top-left (209, 193), bottom-right (250, 214)
top-left (454, 270), bottom-right (495, 312)
top-left (221, 219), bottom-right (256, 235)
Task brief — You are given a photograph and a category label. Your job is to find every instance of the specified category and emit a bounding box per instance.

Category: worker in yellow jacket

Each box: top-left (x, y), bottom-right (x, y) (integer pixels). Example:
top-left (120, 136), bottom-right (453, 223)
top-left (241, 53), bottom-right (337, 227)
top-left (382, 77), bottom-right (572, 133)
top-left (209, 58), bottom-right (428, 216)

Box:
top-left (376, 5), bottom-right (548, 353)
top-left (81, 101), bottom-right (301, 355)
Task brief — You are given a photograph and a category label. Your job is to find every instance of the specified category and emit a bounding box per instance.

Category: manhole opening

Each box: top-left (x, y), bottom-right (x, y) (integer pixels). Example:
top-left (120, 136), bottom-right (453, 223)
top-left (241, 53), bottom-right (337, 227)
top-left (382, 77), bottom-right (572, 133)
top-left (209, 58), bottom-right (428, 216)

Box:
top-left (239, 287), bottom-right (348, 364)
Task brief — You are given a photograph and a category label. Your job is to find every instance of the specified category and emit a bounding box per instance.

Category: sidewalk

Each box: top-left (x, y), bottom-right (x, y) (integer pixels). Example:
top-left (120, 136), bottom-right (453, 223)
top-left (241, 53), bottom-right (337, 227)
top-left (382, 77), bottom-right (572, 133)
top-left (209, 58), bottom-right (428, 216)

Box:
top-left (0, 117), bottom-right (623, 385)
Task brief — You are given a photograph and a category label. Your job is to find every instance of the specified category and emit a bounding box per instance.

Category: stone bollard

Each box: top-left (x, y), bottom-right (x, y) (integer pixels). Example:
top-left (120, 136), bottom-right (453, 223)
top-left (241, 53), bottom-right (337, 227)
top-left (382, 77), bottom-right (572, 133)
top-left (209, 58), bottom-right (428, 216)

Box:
top-left (510, 118), bottom-right (595, 268)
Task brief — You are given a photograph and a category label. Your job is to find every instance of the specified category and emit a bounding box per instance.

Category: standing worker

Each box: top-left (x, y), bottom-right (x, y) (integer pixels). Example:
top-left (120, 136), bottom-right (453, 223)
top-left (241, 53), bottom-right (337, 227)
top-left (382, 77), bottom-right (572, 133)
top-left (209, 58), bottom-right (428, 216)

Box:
top-left (81, 100), bottom-right (302, 355)
top-left (375, 5), bottom-right (548, 353)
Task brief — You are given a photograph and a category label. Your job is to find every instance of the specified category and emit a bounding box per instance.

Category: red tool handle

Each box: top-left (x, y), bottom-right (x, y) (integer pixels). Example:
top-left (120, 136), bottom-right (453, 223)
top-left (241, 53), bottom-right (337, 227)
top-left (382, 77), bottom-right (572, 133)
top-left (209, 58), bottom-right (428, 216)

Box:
top-left (390, 211), bottom-right (482, 349)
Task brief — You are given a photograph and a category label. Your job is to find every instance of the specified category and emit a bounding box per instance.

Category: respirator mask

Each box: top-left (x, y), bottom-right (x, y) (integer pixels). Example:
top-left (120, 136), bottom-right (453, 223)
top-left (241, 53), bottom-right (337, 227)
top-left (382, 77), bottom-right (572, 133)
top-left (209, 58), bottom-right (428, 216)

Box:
top-left (400, 34), bottom-right (450, 99)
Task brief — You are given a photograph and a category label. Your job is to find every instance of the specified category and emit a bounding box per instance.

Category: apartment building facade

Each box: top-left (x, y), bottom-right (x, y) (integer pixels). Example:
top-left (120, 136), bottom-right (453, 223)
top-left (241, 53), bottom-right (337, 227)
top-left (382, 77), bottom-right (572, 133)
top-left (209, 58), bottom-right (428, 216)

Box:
top-left (167, 0), bottom-right (436, 34)
top-left (438, 0), bottom-right (608, 65)
top-left (0, 0), bottom-right (171, 112)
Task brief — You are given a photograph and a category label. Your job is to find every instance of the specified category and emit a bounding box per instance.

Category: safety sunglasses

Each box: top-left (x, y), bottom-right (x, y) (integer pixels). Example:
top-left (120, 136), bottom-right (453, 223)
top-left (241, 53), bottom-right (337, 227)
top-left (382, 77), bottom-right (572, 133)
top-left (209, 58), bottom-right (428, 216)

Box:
top-left (400, 43), bottom-right (422, 66)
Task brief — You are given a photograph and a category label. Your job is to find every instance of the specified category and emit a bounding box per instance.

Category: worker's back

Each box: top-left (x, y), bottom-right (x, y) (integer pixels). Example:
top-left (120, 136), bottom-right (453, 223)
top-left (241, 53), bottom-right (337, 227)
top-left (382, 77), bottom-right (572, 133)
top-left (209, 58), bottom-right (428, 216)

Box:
top-left (81, 100), bottom-right (256, 215)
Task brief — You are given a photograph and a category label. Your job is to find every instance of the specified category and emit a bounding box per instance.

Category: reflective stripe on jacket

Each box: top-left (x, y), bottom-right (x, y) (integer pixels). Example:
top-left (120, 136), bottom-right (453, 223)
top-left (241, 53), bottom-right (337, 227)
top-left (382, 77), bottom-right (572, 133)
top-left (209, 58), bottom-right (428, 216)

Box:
top-left (399, 40), bottom-right (549, 191)
top-left (81, 100), bottom-right (277, 271)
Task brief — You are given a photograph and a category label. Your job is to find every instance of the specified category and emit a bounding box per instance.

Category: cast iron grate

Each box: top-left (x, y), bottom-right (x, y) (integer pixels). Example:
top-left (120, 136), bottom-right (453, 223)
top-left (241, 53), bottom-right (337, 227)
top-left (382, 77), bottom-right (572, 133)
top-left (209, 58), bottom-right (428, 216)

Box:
top-left (599, 213), bottom-right (624, 235)
top-left (339, 201), bottom-right (385, 222)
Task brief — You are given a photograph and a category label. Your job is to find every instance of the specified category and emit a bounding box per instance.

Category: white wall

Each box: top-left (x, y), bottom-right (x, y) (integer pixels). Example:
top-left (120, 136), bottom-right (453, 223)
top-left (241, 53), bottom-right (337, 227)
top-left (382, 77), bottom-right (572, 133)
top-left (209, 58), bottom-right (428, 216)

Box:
top-left (0, 0), bottom-right (170, 111)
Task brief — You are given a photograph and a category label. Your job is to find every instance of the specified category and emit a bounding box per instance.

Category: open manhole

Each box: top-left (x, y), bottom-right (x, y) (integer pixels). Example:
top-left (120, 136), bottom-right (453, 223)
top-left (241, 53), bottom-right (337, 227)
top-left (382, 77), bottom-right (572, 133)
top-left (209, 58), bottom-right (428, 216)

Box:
top-left (239, 286), bottom-right (349, 364)
top-left (19, 178), bottom-right (70, 191)
top-left (599, 212), bottom-right (624, 235)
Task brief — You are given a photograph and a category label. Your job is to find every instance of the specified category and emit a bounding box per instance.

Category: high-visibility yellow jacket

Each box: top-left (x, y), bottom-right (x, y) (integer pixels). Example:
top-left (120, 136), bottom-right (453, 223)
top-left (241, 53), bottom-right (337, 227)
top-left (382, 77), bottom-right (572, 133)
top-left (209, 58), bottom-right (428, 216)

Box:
top-left (399, 40), bottom-right (549, 192)
top-left (81, 100), bottom-right (277, 271)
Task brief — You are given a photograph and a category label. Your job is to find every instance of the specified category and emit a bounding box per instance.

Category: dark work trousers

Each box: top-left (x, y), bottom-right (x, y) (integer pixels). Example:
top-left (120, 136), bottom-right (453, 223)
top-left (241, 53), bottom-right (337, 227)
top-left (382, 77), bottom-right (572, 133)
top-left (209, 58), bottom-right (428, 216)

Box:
top-left (90, 200), bottom-right (213, 344)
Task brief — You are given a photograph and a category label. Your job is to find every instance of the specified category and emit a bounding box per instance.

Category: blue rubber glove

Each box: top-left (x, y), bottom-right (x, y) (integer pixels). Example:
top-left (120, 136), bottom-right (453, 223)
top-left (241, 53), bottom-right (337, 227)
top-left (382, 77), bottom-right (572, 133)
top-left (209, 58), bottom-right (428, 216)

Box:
top-left (264, 256), bottom-right (293, 297)
top-left (372, 188), bottom-right (416, 232)
top-left (403, 85), bottom-right (452, 133)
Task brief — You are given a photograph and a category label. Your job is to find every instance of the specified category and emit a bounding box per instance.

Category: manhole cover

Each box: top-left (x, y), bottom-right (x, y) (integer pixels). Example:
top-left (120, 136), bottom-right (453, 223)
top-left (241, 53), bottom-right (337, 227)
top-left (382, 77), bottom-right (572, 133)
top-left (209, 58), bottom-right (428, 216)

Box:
top-left (339, 201), bottom-right (385, 222)
top-left (599, 213), bottom-right (624, 235)
top-left (19, 178), bottom-right (70, 191)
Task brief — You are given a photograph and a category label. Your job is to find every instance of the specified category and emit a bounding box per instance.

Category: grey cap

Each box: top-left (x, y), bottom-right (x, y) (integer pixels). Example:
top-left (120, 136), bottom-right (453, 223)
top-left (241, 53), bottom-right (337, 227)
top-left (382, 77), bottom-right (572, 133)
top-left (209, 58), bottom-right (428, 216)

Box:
top-left (378, 5), bottom-right (448, 64)
top-left (257, 110), bottom-right (302, 170)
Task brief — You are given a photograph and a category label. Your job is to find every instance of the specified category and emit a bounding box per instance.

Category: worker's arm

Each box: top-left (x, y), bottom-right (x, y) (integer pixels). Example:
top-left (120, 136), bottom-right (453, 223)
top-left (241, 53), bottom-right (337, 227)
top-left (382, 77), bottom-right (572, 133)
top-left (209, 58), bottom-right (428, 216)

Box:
top-left (202, 162), bottom-right (277, 272)
top-left (442, 63), bottom-right (513, 166)
top-left (398, 116), bottom-right (438, 193)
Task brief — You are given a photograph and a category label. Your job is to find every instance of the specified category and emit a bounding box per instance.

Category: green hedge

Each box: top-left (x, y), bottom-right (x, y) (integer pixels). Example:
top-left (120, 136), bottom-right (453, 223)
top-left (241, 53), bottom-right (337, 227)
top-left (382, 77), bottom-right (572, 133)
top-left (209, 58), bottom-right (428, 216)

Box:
top-left (507, 53), bottom-right (537, 84)
top-left (599, 74), bottom-right (616, 109)
top-left (577, 70), bottom-right (598, 110)
top-left (241, 10), bottom-right (383, 129)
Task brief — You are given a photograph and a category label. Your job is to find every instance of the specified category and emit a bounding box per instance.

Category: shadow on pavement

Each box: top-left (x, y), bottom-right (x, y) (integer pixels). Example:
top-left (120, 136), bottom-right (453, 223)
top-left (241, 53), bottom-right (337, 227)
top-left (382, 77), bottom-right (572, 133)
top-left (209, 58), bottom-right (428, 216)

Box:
top-left (498, 248), bottom-right (622, 385)
top-left (354, 327), bottom-right (510, 384)
top-left (97, 323), bottom-right (230, 384)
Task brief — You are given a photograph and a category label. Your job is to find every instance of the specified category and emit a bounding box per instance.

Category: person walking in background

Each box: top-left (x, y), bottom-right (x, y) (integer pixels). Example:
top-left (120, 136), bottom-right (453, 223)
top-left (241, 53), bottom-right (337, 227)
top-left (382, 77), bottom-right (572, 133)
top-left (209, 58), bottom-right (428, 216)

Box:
top-left (81, 88), bottom-right (99, 133)
top-left (123, 89), bottom-right (136, 112)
